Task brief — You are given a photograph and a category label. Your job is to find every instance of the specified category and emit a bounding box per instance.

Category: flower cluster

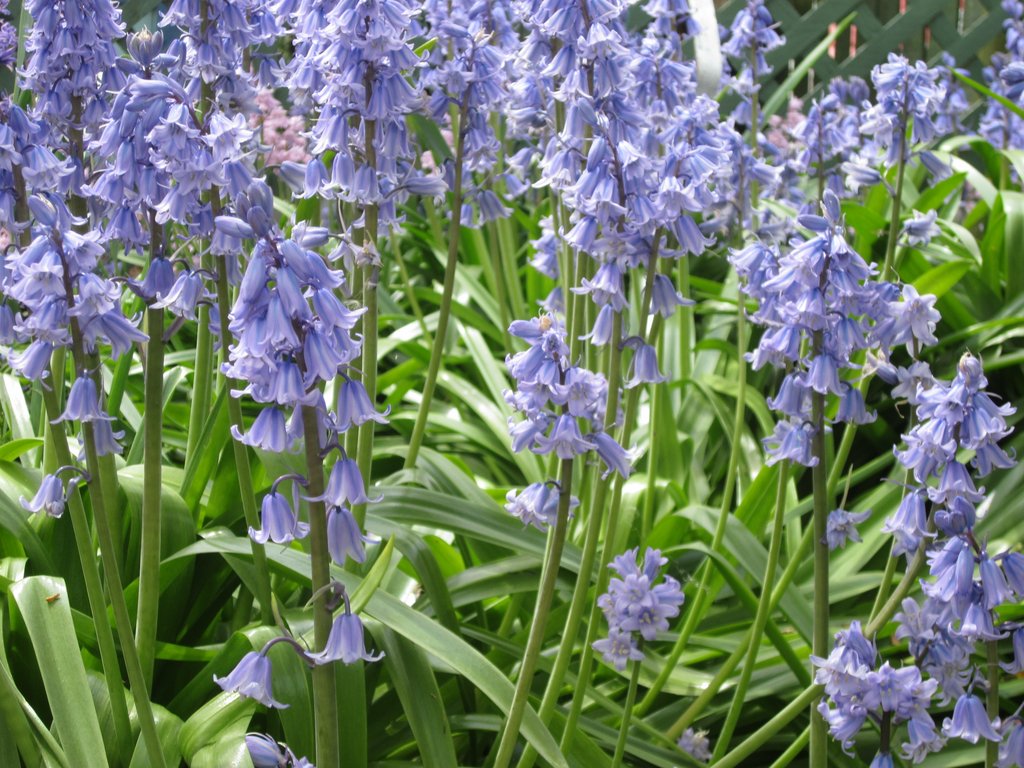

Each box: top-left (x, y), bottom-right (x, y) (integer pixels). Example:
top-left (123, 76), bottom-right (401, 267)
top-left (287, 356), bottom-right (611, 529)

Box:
top-left (593, 546), bottom-right (684, 670)
top-left (217, 180), bottom-right (384, 564)
top-left (735, 190), bottom-right (938, 467)
top-left (23, 0), bottom-right (126, 142)
top-left (812, 621), bottom-right (942, 763)
top-left (504, 313), bottom-right (631, 480)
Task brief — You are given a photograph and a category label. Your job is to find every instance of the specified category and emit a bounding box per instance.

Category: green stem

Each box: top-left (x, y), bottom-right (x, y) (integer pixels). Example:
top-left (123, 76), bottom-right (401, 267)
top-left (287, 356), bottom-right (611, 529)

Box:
top-left (40, 382), bottom-right (133, 766)
top-left (986, 640), bottom-right (999, 768)
top-left (137, 311), bottom-right (164, 685)
top-left (611, 653), bottom-right (643, 768)
top-left (561, 264), bottom-right (663, 745)
top-left (492, 457), bottom-right (573, 768)
top-left (516, 311), bottom-right (628, 768)
top-left (354, 115), bottom-right (380, 528)
top-left (712, 538), bottom-right (928, 768)
top-left (768, 726), bottom-right (810, 768)
top-left (301, 404), bottom-right (340, 768)
top-left (667, 521), bottom-right (813, 740)
top-left (214, 250), bottom-right (274, 624)
top-left (637, 288), bottom-right (748, 715)
top-left (677, 257), bottom-right (693, 382)
top-left (809, 387), bottom-right (830, 768)
top-left (712, 462), bottom-right (790, 760)
top-left (137, 214), bottom-right (165, 688)
top-left (880, 129), bottom-right (908, 282)
top-left (405, 102), bottom-right (467, 469)
top-left (80, 420), bottom-right (168, 768)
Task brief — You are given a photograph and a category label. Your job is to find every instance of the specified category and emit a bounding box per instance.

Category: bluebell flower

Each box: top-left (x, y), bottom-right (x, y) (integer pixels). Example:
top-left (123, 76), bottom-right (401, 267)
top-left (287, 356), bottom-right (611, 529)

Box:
top-left (53, 378), bottom-right (112, 424)
top-left (214, 650), bottom-right (288, 709)
top-left (902, 210), bottom-right (941, 247)
top-left (595, 547), bottom-right (684, 669)
top-left (310, 612), bottom-right (383, 666)
top-left (591, 626), bottom-right (644, 672)
top-left (825, 508), bottom-right (872, 550)
top-left (676, 728), bottom-right (711, 763)
top-left (942, 693), bottom-right (1001, 744)
top-left (1000, 718), bottom-right (1024, 768)
top-left (505, 482), bottom-right (578, 531)
top-left (232, 407), bottom-right (294, 453)
top-left (245, 733), bottom-right (288, 768)
top-left (250, 491), bottom-right (309, 546)
top-left (326, 505), bottom-right (373, 565)
top-left (20, 474), bottom-right (66, 518)
top-left (310, 457), bottom-right (382, 508)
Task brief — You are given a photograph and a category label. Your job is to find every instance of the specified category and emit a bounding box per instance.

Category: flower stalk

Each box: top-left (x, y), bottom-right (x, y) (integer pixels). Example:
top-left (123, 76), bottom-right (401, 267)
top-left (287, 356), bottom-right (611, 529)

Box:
top-left (492, 456), bottom-right (573, 768)
top-left (405, 100), bottom-right (469, 469)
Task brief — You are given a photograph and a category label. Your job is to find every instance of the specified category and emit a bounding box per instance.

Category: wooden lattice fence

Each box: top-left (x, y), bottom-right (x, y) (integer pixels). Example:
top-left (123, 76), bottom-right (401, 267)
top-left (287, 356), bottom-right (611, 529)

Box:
top-left (115, 0), bottom-right (1013, 111)
top-left (714, 0), bottom-right (1008, 103)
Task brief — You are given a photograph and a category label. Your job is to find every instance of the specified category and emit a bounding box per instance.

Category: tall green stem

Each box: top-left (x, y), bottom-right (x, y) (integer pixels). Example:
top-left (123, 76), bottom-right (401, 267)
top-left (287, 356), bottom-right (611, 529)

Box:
top-left (712, 462), bottom-right (789, 760)
top-left (492, 457), bottom-right (574, 768)
top-left (712, 538), bottom-right (929, 768)
top-left (405, 102), bottom-right (468, 469)
top-left (560, 253), bottom-right (663, 749)
top-left (40, 381), bottom-right (133, 765)
top-left (301, 404), bottom-right (340, 768)
top-left (636, 290), bottom-right (748, 715)
top-left (880, 127), bottom-right (908, 282)
top-left (986, 640), bottom-right (999, 768)
top-left (137, 212), bottom-right (166, 688)
top-left (515, 311), bottom-right (627, 768)
top-left (809, 385), bottom-right (830, 767)
top-left (354, 116), bottom-right (379, 527)
top-left (611, 653), bottom-right (643, 768)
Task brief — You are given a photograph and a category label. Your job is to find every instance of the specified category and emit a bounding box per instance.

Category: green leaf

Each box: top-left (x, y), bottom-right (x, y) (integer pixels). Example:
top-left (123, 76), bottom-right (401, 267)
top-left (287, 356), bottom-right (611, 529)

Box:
top-left (171, 536), bottom-right (571, 768)
top-left (10, 576), bottom-right (106, 767)
top-left (178, 692), bottom-right (255, 767)
top-left (912, 260), bottom-right (973, 300)
top-left (952, 68), bottom-right (1024, 122)
top-left (374, 625), bottom-right (458, 768)
top-left (0, 482), bottom-right (58, 573)
top-left (0, 438), bottom-right (43, 462)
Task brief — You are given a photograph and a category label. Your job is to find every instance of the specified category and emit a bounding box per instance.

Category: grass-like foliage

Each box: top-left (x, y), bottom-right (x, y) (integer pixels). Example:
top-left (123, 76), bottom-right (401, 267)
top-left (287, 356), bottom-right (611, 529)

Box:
top-left (0, 1), bottom-right (1023, 767)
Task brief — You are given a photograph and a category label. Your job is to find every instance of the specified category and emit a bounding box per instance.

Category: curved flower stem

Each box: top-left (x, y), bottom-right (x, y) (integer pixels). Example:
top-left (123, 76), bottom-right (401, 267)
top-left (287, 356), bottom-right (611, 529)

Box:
top-left (213, 246), bottom-right (274, 625)
top-left (137, 212), bottom-right (166, 688)
top-left (301, 404), bottom-right (340, 768)
top-left (712, 462), bottom-right (790, 760)
top-left (809, 387), bottom-right (830, 768)
top-left (611, 652), bottom-right (643, 768)
top-left (492, 456), bottom-right (574, 768)
top-left (405, 102), bottom-right (468, 470)
top-left (986, 640), bottom-right (999, 768)
top-left (636, 291), bottom-right (748, 715)
top-left (711, 538), bottom-right (928, 768)
top-left (40, 382), bottom-right (134, 765)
